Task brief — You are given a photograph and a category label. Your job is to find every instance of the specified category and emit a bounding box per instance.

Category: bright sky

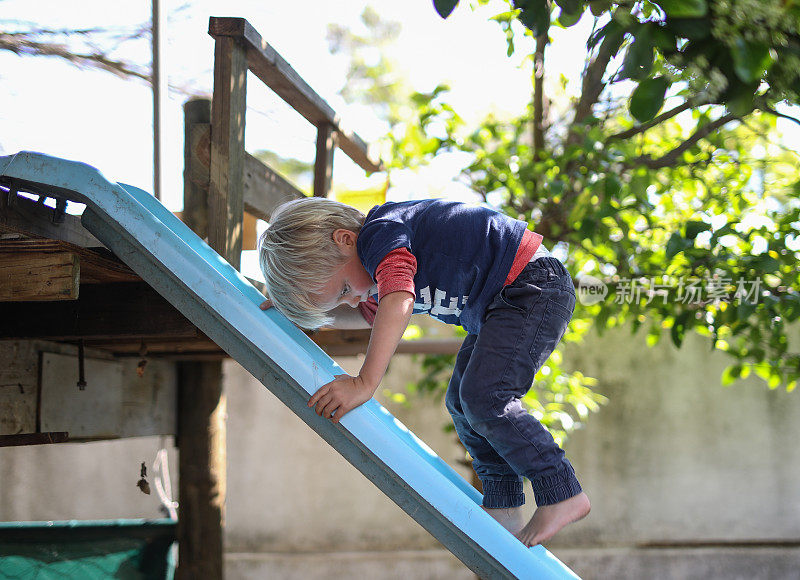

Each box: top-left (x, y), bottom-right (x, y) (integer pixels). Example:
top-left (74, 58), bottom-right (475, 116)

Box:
top-left (0, 0), bottom-right (582, 207)
top-left (1, 0), bottom-right (797, 278)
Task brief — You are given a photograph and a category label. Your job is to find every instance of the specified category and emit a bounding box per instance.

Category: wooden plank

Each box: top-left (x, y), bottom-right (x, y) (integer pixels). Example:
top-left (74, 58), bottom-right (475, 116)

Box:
top-left (0, 282), bottom-right (199, 340)
top-left (83, 336), bottom-right (222, 356)
top-left (0, 432), bottom-right (69, 447)
top-left (209, 36), bottom-right (247, 269)
top-left (243, 151), bottom-right (304, 221)
top-left (0, 238), bottom-right (138, 284)
top-left (0, 185), bottom-right (102, 247)
top-left (191, 119), bottom-right (304, 225)
top-left (0, 250), bottom-right (78, 301)
top-left (208, 17), bottom-right (382, 174)
top-left (313, 123), bottom-right (337, 198)
top-left (320, 338), bottom-right (464, 357)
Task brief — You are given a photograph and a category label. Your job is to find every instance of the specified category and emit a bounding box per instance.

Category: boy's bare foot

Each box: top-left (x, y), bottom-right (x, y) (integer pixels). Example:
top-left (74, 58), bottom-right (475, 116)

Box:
top-left (515, 492), bottom-right (590, 547)
top-left (482, 506), bottom-right (526, 536)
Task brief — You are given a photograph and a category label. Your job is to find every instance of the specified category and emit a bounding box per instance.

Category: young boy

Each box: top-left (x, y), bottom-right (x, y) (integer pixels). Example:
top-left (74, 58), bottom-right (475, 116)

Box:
top-left (258, 197), bottom-right (590, 546)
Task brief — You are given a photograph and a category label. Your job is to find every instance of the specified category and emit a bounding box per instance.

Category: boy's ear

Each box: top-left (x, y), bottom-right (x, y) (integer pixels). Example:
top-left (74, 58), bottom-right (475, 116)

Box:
top-left (332, 228), bottom-right (357, 249)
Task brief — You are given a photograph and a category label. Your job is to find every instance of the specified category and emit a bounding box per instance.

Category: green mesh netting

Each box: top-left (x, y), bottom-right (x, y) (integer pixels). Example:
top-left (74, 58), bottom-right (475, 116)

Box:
top-left (0, 519), bottom-right (176, 580)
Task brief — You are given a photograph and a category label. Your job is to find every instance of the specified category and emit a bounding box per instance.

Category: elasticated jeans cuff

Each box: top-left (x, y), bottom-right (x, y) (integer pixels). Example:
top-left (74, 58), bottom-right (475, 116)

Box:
top-left (531, 461), bottom-right (583, 506)
top-left (481, 478), bottom-right (525, 509)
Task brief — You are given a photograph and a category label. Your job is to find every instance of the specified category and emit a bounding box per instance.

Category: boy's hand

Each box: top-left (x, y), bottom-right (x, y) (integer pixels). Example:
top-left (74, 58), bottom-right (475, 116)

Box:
top-left (308, 374), bottom-right (375, 424)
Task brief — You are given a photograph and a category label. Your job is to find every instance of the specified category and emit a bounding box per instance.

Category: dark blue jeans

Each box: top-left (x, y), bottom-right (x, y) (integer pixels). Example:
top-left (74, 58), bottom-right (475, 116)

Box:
top-left (445, 257), bottom-right (582, 508)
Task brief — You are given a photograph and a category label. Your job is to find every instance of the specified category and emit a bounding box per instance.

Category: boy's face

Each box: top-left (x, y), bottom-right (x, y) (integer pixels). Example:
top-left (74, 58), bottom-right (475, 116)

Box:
top-left (313, 229), bottom-right (376, 310)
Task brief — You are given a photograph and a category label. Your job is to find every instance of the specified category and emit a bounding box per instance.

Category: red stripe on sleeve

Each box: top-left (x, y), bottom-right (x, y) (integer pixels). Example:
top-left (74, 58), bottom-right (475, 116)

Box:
top-left (375, 247), bottom-right (417, 301)
top-left (503, 229), bottom-right (543, 286)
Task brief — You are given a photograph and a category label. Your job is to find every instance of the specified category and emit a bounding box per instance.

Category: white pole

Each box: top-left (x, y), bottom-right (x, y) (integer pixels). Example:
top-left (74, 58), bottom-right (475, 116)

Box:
top-left (152, 0), bottom-right (166, 201)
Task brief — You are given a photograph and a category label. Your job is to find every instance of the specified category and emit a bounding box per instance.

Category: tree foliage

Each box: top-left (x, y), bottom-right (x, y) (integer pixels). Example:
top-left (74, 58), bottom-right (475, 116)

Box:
top-left (335, 3), bottom-right (800, 439)
top-left (418, 0), bottom-right (800, 398)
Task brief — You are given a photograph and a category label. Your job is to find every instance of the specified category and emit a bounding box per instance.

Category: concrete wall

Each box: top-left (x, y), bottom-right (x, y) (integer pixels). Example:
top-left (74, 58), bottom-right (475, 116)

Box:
top-left (555, 325), bottom-right (800, 578)
top-left (2, 324), bottom-right (799, 579)
top-left (223, 354), bottom-right (473, 578)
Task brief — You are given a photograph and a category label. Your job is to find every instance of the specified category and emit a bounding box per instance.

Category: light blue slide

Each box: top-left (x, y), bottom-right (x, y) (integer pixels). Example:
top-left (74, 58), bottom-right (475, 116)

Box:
top-left (0, 151), bottom-right (580, 579)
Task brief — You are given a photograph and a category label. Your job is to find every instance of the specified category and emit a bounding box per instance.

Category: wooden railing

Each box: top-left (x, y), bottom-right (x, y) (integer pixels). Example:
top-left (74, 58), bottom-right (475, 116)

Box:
top-left (187, 16), bottom-right (382, 269)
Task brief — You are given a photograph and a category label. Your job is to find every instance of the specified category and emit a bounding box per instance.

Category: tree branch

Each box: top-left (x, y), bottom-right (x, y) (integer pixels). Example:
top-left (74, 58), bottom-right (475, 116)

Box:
top-left (568, 9), bottom-right (631, 138)
top-left (532, 33), bottom-right (547, 155)
top-left (607, 100), bottom-right (695, 142)
top-left (629, 113), bottom-right (738, 170)
top-left (0, 33), bottom-right (150, 82)
top-left (761, 105), bottom-right (800, 129)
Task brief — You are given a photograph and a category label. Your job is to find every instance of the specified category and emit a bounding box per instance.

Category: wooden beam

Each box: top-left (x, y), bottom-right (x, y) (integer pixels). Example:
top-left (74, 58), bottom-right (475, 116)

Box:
top-left (310, 328), bottom-right (463, 357)
top-left (187, 121), bottom-right (305, 224)
top-left (313, 123), bottom-right (337, 198)
top-left (83, 335), bottom-right (223, 356)
top-left (0, 250), bottom-right (79, 301)
top-left (243, 151), bottom-right (304, 221)
top-left (209, 35), bottom-right (247, 269)
top-left (0, 432), bottom-right (69, 447)
top-left (0, 282), bottom-right (198, 340)
top-left (0, 238), bottom-right (138, 284)
top-left (208, 17), bottom-right (382, 174)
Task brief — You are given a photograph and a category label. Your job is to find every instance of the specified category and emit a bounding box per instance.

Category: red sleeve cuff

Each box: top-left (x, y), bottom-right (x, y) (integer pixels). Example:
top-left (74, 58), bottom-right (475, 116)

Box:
top-left (375, 247), bottom-right (417, 301)
top-left (357, 296), bottom-right (379, 327)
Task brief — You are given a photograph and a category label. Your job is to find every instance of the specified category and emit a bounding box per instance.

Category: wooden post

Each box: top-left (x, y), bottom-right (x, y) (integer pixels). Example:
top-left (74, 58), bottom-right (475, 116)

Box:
top-left (313, 123), bottom-right (337, 198)
top-left (209, 35), bottom-right (247, 267)
top-left (178, 98), bottom-right (227, 580)
top-left (183, 99), bottom-right (212, 237)
top-left (176, 361), bottom-right (226, 579)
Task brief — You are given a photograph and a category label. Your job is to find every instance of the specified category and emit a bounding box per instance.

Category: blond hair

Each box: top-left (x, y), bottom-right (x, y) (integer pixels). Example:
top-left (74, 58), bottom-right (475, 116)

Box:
top-left (259, 197), bottom-right (365, 329)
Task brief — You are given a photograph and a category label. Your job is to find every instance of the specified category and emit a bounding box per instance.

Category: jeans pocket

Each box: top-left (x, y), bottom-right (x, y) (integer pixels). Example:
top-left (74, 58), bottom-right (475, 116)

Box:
top-left (498, 284), bottom-right (530, 313)
top-left (529, 294), bottom-right (573, 369)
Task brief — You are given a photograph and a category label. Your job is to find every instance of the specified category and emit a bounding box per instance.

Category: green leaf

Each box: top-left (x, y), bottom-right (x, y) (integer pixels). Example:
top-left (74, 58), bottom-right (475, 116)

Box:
top-left (671, 311), bottom-right (692, 348)
top-left (752, 255), bottom-right (781, 274)
top-left (768, 373), bottom-right (781, 390)
top-left (555, 0), bottom-right (581, 13)
top-left (658, 0), bottom-right (708, 18)
top-left (666, 231), bottom-right (690, 258)
top-left (589, 0), bottom-right (612, 17)
top-left (557, 8), bottom-right (582, 27)
top-left (620, 29), bottom-right (655, 80)
top-left (629, 76), bottom-right (671, 122)
top-left (730, 39), bottom-right (774, 83)
top-left (516, 0), bottom-right (552, 35)
top-left (665, 17), bottom-right (711, 40)
top-left (587, 18), bottom-right (625, 56)
top-left (603, 175), bottom-right (622, 198)
top-left (685, 220), bottom-right (711, 240)
top-left (555, 0), bottom-right (582, 26)
top-left (721, 364), bottom-right (742, 386)
top-left (433, 0), bottom-right (459, 19)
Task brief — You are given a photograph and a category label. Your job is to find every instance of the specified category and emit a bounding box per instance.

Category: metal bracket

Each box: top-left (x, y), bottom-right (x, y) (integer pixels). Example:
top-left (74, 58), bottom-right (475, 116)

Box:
top-left (52, 198), bottom-right (67, 224)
